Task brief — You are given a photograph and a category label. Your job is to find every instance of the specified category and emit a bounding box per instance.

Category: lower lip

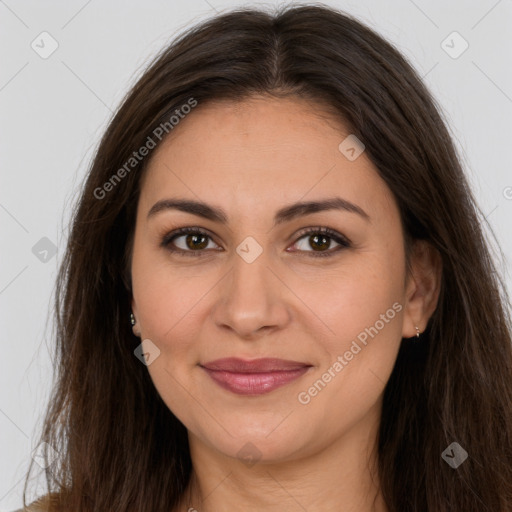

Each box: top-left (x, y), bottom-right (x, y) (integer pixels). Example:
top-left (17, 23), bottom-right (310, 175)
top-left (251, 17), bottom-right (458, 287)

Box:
top-left (201, 367), bottom-right (311, 395)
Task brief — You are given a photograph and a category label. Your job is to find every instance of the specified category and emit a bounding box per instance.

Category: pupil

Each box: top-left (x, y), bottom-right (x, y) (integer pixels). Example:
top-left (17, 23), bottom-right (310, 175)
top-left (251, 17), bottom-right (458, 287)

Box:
top-left (311, 234), bottom-right (329, 251)
top-left (187, 234), bottom-right (208, 250)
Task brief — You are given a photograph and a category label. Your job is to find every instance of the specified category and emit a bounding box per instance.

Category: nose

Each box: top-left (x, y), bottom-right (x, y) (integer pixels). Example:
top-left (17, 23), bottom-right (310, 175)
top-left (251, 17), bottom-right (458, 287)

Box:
top-left (212, 247), bottom-right (291, 340)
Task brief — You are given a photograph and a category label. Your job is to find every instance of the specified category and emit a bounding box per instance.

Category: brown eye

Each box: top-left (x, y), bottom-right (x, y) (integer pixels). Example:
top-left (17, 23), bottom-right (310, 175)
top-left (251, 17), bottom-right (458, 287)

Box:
top-left (161, 227), bottom-right (220, 256)
top-left (161, 226), bottom-right (350, 258)
top-left (289, 227), bottom-right (351, 258)
top-left (307, 234), bottom-right (331, 251)
top-left (183, 233), bottom-right (209, 250)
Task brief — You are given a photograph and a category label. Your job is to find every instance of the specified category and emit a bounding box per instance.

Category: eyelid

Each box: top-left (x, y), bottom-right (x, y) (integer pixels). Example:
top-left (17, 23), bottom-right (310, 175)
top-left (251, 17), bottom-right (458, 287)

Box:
top-left (287, 226), bottom-right (351, 258)
top-left (160, 226), bottom-right (220, 256)
top-left (160, 225), bottom-right (351, 257)
top-left (292, 226), bottom-right (351, 246)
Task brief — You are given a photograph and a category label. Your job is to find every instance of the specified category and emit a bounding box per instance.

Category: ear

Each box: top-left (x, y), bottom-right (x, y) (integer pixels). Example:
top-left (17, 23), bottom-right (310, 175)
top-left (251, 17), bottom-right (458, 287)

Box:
top-left (402, 240), bottom-right (442, 338)
top-left (131, 297), bottom-right (138, 318)
top-left (131, 297), bottom-right (141, 337)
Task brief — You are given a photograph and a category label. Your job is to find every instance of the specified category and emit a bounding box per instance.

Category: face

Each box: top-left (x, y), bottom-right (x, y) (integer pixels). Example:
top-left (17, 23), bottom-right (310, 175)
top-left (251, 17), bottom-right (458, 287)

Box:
top-left (130, 96), bottom-right (412, 463)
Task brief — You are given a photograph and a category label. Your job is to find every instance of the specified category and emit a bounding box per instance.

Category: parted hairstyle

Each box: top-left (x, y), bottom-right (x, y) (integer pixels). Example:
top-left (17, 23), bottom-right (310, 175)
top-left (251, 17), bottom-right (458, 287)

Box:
top-left (22, 3), bottom-right (512, 511)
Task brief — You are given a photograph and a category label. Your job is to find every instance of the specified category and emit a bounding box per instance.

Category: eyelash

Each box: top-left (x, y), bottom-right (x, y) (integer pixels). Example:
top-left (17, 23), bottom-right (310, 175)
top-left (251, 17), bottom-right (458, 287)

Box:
top-left (160, 226), bottom-right (351, 258)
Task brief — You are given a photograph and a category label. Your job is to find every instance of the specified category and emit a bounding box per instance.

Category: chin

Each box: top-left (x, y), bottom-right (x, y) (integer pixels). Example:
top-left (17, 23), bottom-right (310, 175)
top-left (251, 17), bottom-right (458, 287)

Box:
top-left (195, 417), bottom-right (319, 464)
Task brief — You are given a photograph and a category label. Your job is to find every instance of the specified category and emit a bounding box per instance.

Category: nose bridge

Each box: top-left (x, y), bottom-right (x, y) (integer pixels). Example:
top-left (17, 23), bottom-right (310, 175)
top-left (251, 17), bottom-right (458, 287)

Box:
top-left (214, 236), bottom-right (290, 336)
top-left (232, 241), bottom-right (270, 293)
top-left (230, 238), bottom-right (274, 307)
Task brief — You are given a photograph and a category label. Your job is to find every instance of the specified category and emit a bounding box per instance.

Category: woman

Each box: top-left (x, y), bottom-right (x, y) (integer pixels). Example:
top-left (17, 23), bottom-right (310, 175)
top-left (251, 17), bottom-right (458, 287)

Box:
top-left (18, 4), bottom-right (512, 511)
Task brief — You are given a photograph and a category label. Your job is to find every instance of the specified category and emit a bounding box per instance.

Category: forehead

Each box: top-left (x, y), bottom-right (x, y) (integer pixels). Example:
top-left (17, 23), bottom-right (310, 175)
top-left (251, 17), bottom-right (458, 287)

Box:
top-left (139, 96), bottom-right (397, 223)
top-left (149, 95), bottom-right (346, 163)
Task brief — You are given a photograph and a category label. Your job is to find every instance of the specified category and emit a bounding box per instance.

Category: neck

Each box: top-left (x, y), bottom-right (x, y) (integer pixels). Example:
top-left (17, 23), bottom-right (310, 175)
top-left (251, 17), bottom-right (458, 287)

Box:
top-left (175, 402), bottom-right (388, 512)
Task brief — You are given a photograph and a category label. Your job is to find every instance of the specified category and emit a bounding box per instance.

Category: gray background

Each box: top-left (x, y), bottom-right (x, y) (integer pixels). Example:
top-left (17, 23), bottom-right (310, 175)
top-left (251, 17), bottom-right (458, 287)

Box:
top-left (1, 0), bottom-right (511, 509)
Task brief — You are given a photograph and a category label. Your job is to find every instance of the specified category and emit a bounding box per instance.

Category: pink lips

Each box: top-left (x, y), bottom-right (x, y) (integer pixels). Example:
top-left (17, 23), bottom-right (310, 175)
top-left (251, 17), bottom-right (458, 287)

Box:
top-left (200, 357), bottom-right (312, 395)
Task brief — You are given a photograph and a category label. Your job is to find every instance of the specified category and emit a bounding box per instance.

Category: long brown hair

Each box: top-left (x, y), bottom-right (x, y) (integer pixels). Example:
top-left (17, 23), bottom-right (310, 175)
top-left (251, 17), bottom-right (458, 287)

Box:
top-left (22, 4), bottom-right (512, 511)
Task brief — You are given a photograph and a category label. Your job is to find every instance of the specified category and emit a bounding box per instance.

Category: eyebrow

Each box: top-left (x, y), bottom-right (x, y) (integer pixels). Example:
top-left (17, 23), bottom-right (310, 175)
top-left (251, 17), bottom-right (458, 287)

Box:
top-left (147, 197), bottom-right (370, 225)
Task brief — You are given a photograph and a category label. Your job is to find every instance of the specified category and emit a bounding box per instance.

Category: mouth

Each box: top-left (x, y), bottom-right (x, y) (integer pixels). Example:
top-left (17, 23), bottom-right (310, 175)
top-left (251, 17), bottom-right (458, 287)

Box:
top-left (200, 357), bottom-right (313, 395)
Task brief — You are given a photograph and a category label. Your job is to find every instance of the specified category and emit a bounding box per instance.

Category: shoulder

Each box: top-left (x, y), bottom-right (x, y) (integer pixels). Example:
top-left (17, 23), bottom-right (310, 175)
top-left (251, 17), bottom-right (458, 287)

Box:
top-left (11, 493), bottom-right (57, 512)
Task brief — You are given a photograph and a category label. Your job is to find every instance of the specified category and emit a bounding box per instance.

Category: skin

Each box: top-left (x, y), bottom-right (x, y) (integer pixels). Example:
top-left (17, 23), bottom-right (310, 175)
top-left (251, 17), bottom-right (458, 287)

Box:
top-left (130, 96), bottom-right (441, 512)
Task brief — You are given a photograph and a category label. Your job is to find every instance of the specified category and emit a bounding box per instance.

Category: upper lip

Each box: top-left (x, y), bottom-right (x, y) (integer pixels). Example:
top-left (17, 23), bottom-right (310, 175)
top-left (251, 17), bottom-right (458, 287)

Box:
top-left (201, 357), bottom-right (311, 373)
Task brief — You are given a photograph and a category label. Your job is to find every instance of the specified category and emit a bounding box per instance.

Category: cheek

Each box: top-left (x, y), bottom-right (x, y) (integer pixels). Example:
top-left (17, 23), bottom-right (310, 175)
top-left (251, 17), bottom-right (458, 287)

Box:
top-left (295, 252), bottom-right (404, 351)
top-left (294, 248), bottom-right (405, 409)
top-left (131, 232), bottom-right (209, 333)
top-left (133, 267), bottom-right (213, 348)
top-left (289, 271), bottom-right (403, 444)
top-left (131, 254), bottom-right (214, 423)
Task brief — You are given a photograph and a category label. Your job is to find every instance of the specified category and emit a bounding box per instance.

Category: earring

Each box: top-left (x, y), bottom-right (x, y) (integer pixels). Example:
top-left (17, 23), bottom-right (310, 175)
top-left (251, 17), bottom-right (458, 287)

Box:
top-left (130, 313), bottom-right (136, 326)
top-left (415, 325), bottom-right (421, 339)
